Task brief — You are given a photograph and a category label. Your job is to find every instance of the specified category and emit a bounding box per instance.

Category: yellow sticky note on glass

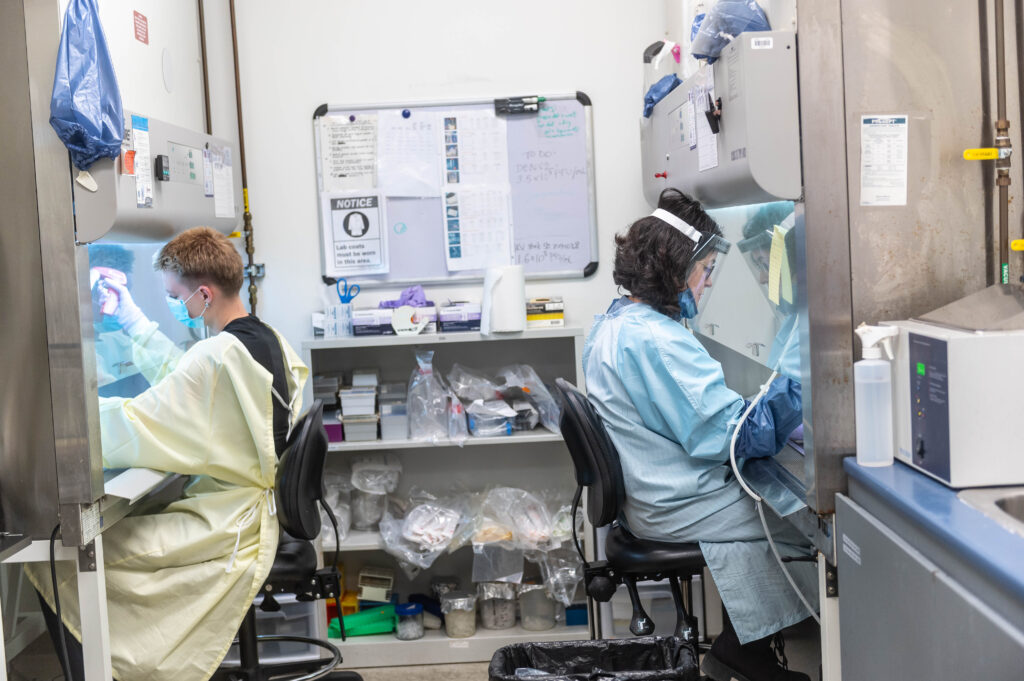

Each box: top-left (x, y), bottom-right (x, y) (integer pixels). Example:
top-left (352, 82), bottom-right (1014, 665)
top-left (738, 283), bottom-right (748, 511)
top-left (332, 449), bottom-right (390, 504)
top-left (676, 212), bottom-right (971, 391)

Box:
top-left (768, 225), bottom-right (785, 305)
top-left (780, 245), bottom-right (793, 303)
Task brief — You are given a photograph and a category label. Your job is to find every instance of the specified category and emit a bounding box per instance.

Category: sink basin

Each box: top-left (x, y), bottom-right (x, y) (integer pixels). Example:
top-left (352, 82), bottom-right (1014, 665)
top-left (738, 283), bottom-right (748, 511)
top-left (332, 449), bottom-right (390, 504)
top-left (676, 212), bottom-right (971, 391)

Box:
top-left (995, 493), bottom-right (1024, 523)
top-left (959, 488), bottom-right (1024, 538)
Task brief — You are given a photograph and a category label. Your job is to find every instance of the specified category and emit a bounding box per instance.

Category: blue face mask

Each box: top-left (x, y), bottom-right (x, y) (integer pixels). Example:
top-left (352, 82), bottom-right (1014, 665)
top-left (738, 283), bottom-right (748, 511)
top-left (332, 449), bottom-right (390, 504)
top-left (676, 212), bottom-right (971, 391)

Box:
top-left (677, 289), bottom-right (698, 319)
top-left (166, 288), bottom-right (207, 328)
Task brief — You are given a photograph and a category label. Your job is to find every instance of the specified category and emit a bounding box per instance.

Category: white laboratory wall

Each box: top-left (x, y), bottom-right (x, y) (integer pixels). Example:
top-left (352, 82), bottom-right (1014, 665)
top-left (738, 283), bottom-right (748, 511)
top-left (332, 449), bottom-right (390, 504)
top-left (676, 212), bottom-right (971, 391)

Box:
top-left (233, 1), bottom-right (670, 351)
top-left (61, 0), bottom-right (207, 131)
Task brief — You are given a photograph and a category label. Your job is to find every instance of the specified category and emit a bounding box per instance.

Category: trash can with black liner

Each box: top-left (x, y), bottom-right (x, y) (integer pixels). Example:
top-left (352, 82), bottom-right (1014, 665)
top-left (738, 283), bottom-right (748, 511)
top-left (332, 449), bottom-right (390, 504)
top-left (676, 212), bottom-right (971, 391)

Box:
top-left (488, 636), bottom-right (699, 681)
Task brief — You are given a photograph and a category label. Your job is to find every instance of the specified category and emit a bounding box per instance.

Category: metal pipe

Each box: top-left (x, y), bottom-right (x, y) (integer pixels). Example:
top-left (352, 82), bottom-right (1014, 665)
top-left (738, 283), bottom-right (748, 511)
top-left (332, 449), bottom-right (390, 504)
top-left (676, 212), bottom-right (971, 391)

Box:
top-left (980, 0), bottom-right (996, 285)
top-left (197, 0), bottom-right (211, 135)
top-left (1016, 0), bottom-right (1024, 280)
top-left (995, 0), bottom-right (1012, 284)
top-left (228, 0), bottom-right (258, 313)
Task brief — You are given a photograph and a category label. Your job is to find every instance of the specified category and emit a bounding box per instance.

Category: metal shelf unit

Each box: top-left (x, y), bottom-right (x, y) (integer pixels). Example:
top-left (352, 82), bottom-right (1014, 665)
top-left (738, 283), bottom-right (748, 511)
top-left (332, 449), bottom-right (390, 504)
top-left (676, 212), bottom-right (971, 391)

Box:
top-left (302, 327), bottom-right (591, 666)
top-left (331, 623), bottom-right (590, 668)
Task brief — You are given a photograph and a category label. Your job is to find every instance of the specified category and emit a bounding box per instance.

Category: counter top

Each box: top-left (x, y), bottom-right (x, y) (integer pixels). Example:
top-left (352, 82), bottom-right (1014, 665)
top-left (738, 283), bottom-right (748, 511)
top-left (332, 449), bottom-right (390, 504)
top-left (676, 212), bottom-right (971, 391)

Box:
top-left (0, 534), bottom-right (31, 562)
top-left (844, 458), bottom-right (1024, 605)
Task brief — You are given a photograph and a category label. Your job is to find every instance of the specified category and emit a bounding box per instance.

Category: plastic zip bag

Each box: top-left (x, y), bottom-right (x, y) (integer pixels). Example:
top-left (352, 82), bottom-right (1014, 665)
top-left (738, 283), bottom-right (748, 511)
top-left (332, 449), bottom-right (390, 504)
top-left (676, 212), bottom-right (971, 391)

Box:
top-left (472, 544), bottom-right (525, 584)
top-left (448, 363), bottom-right (502, 403)
top-left (407, 350), bottom-right (449, 443)
top-left (476, 488), bottom-right (556, 552)
top-left (351, 454), bottom-right (402, 494)
top-left (691, 0), bottom-right (771, 63)
top-left (527, 543), bottom-right (583, 608)
top-left (379, 491), bottom-right (469, 571)
top-left (50, 0), bottom-right (124, 170)
top-left (495, 365), bottom-right (561, 434)
top-left (467, 399), bottom-right (516, 437)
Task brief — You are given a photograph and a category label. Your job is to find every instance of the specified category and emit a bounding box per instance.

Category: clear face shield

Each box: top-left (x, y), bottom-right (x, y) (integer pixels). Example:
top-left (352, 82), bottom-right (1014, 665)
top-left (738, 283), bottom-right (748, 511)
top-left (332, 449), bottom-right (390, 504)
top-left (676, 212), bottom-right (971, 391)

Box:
top-left (647, 209), bottom-right (731, 320)
top-left (682, 233), bottom-right (731, 320)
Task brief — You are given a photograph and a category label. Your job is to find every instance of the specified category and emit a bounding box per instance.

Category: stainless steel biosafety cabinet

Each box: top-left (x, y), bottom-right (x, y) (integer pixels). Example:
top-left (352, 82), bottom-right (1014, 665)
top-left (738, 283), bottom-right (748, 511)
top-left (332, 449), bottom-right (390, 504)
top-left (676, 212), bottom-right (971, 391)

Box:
top-left (644, 1), bottom-right (1024, 678)
top-left (1, 2), bottom-right (242, 678)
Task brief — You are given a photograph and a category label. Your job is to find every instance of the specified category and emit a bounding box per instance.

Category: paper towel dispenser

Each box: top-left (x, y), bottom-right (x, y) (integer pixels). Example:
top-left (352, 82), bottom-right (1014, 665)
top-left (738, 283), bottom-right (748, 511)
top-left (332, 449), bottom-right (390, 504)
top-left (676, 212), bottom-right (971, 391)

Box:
top-left (73, 113), bottom-right (242, 244)
top-left (641, 30), bottom-right (801, 209)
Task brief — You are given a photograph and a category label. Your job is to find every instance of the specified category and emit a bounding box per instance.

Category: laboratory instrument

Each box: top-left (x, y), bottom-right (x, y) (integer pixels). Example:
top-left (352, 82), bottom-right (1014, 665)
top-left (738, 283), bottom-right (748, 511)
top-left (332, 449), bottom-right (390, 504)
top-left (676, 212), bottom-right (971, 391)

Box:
top-left (886, 285), bottom-right (1024, 487)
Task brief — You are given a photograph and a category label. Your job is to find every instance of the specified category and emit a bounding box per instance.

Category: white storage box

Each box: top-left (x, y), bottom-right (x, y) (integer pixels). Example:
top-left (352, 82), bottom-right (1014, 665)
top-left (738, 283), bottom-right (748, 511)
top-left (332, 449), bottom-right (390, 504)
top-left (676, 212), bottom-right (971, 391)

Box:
top-left (379, 382), bottom-right (407, 402)
top-left (351, 369), bottom-right (380, 388)
top-left (339, 387), bottom-right (376, 417)
top-left (343, 414), bottom-right (379, 442)
top-left (380, 402), bottom-right (409, 440)
top-left (223, 593), bottom-right (323, 664)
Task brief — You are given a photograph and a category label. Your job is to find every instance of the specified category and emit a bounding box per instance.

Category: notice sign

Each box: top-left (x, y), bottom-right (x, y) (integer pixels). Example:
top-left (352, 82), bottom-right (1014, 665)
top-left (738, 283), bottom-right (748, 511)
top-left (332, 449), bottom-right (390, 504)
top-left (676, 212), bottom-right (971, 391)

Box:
top-left (133, 11), bottom-right (149, 44)
top-left (860, 115), bottom-right (908, 206)
top-left (323, 193), bottom-right (388, 276)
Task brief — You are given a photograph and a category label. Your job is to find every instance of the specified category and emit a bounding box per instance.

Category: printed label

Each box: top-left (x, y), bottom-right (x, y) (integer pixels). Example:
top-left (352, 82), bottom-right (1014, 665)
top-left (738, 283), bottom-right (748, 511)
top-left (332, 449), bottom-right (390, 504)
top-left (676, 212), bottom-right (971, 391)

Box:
top-left (751, 37), bottom-right (773, 50)
top-left (133, 11), bottom-right (149, 44)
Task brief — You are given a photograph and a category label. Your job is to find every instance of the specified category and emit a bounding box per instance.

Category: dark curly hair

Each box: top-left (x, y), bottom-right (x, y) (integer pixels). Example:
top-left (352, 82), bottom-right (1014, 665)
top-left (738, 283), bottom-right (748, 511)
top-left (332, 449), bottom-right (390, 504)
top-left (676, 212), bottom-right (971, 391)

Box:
top-left (613, 188), bottom-right (722, 318)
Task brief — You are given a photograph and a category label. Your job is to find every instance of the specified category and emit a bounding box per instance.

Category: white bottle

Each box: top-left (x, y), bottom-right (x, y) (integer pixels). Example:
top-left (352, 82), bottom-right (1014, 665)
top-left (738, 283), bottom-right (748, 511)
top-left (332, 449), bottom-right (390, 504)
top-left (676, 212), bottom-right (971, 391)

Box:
top-left (853, 324), bottom-right (899, 467)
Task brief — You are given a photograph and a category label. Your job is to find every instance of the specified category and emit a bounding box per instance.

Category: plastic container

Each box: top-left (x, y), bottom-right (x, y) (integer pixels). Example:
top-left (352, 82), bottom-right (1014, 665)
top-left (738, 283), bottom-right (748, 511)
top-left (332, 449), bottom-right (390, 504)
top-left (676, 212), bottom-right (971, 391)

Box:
top-left (477, 582), bottom-right (517, 630)
top-left (854, 325), bottom-right (898, 467)
top-left (440, 591), bottom-right (477, 639)
top-left (351, 490), bottom-right (386, 531)
top-left (395, 603), bottom-right (425, 640)
top-left (466, 399), bottom-right (515, 437)
top-left (340, 386), bottom-right (377, 416)
top-left (380, 401), bottom-right (409, 440)
top-left (431, 576), bottom-right (460, 601)
top-left (328, 604), bottom-right (395, 638)
top-left (342, 414), bottom-right (379, 441)
top-left (518, 584), bottom-right (556, 631)
top-left (224, 594), bottom-right (320, 664)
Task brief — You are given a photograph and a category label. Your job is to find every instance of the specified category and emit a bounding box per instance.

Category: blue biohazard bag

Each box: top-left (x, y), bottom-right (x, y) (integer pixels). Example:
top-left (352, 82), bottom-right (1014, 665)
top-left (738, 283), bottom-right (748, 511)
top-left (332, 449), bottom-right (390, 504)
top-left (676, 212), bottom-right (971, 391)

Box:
top-left (691, 0), bottom-right (771, 63)
top-left (50, 0), bottom-right (124, 170)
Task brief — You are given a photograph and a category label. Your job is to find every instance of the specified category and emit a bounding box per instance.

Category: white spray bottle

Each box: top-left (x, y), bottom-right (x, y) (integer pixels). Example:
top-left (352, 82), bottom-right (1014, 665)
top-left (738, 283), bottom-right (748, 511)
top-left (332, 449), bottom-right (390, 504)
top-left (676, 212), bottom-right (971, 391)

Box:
top-left (854, 324), bottom-right (899, 467)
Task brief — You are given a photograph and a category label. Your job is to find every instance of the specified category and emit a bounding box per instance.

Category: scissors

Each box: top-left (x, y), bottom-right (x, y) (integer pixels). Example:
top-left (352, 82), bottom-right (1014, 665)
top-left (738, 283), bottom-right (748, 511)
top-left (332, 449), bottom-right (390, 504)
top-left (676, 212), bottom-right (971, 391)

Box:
top-left (336, 278), bottom-right (360, 303)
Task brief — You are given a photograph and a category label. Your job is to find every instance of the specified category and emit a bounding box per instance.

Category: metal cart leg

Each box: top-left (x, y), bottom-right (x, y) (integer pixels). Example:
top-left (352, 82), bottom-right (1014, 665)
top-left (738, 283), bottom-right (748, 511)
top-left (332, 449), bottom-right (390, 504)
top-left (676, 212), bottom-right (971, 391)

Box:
top-left (77, 536), bottom-right (113, 681)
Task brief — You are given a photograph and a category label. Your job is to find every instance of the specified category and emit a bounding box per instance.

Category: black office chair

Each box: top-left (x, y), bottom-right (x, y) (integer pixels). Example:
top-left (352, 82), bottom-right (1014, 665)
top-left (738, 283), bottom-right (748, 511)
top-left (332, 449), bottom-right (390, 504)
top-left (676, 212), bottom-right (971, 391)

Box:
top-left (554, 379), bottom-right (708, 644)
top-left (213, 400), bottom-right (362, 681)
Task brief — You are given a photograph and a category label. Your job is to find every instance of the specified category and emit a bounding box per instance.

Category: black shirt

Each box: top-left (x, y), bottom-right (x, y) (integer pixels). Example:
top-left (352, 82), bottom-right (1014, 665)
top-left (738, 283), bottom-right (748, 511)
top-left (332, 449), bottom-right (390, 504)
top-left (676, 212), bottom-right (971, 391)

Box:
top-left (223, 315), bottom-right (290, 455)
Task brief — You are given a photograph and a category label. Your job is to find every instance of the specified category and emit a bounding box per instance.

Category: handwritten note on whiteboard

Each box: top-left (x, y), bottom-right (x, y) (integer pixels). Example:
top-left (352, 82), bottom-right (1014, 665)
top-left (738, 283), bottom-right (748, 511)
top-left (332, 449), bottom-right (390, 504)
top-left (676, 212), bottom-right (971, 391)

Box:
top-left (507, 100), bottom-right (591, 273)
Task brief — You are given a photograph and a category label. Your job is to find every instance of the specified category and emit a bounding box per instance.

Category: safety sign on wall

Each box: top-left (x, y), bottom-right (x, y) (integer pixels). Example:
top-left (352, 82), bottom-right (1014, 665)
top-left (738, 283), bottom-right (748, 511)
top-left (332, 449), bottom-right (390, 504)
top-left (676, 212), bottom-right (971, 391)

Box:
top-left (860, 115), bottom-right (908, 207)
top-left (322, 193), bottom-right (389, 275)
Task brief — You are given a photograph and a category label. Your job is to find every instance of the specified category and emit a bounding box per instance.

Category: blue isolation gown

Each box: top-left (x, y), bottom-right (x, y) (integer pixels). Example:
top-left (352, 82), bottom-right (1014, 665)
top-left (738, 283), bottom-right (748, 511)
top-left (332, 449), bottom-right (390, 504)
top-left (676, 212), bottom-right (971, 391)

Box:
top-left (583, 298), bottom-right (817, 643)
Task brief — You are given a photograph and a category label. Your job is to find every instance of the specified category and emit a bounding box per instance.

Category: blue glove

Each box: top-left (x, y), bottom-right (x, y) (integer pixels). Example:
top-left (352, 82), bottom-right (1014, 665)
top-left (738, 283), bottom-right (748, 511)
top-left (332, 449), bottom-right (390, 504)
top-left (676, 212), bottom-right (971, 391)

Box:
top-left (643, 74), bottom-right (682, 117)
top-left (735, 378), bottom-right (802, 459)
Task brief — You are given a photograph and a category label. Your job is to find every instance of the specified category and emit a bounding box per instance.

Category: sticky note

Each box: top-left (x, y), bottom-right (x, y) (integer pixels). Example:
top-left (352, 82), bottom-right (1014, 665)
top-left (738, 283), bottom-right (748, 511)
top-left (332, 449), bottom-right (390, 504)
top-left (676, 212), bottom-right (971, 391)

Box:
top-left (768, 225), bottom-right (785, 305)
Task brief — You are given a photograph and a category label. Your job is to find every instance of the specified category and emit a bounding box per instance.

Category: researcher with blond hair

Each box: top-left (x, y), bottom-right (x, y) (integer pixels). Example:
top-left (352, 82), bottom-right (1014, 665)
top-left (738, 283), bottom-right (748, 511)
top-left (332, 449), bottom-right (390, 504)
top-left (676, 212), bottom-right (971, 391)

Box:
top-left (29, 227), bottom-right (307, 681)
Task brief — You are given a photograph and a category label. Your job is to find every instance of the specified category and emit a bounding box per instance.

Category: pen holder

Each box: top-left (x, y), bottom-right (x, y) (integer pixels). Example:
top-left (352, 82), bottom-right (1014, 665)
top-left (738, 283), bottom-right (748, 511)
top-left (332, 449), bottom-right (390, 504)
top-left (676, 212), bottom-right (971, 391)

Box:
top-left (325, 303), bottom-right (353, 338)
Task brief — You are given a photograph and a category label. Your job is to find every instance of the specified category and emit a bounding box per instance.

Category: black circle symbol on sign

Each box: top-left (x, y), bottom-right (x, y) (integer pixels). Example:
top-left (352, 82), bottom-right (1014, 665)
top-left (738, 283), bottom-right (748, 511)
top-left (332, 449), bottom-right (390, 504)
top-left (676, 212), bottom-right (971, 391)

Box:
top-left (343, 211), bottom-right (370, 238)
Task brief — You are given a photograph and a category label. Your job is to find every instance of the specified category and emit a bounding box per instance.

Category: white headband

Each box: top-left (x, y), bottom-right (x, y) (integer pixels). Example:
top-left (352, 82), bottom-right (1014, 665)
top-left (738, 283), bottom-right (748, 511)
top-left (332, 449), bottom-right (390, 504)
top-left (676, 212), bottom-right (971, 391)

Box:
top-left (651, 208), bottom-right (701, 243)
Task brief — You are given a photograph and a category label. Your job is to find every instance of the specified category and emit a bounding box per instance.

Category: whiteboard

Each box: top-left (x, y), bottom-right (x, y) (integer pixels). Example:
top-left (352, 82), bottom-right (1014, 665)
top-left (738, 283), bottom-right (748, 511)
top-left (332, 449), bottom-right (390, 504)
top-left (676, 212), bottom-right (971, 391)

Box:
top-left (312, 93), bottom-right (598, 287)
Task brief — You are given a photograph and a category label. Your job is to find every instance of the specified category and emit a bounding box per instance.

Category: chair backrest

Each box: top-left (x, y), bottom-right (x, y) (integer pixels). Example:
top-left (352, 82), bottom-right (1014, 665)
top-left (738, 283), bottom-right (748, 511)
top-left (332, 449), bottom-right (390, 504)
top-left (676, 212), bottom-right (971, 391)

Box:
top-left (275, 399), bottom-right (327, 541)
top-left (554, 379), bottom-right (625, 528)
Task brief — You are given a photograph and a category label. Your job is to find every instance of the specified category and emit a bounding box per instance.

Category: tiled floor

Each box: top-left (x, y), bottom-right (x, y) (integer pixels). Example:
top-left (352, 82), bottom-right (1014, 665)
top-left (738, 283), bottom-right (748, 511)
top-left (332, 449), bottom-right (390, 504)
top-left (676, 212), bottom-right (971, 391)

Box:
top-left (11, 620), bottom-right (821, 680)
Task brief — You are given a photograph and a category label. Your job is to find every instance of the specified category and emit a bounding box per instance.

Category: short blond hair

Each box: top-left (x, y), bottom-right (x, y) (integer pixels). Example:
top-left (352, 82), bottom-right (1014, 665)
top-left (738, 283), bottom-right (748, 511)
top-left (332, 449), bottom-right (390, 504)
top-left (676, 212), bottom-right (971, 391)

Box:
top-left (154, 227), bottom-right (244, 294)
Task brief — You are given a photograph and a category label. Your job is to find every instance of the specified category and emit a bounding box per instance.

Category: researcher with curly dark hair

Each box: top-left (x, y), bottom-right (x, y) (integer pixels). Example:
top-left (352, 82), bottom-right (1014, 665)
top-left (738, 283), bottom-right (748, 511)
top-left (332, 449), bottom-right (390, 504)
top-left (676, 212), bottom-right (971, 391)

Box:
top-left (583, 188), bottom-right (814, 681)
